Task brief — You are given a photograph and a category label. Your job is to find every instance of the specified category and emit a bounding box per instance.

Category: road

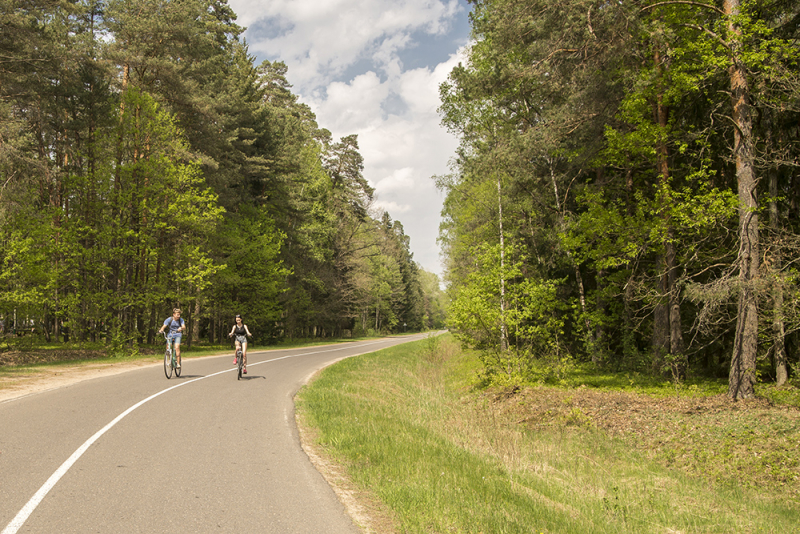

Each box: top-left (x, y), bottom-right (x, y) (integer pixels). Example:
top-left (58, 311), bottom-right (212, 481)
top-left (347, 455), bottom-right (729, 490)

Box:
top-left (1, 335), bottom-right (428, 533)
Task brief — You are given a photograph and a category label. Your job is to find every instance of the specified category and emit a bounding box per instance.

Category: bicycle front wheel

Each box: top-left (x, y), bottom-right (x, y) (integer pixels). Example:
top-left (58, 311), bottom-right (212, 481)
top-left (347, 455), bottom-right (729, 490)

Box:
top-left (164, 350), bottom-right (173, 379)
top-left (175, 357), bottom-right (181, 377)
top-left (237, 351), bottom-right (243, 380)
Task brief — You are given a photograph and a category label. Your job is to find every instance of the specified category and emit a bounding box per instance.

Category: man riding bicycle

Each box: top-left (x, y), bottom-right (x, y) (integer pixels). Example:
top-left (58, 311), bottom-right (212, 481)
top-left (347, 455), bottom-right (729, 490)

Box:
top-left (158, 308), bottom-right (186, 369)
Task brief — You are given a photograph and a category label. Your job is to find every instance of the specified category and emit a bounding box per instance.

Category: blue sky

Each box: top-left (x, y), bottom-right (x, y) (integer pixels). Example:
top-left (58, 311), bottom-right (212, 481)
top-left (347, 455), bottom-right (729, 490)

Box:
top-left (226, 0), bottom-right (473, 279)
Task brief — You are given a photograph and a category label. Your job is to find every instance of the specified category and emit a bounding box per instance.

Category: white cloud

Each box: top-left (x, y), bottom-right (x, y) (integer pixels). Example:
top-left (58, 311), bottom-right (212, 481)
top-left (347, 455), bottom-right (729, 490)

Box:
top-left (232, 0), bottom-right (463, 91)
top-left (309, 49), bottom-right (468, 274)
top-left (310, 72), bottom-right (389, 134)
top-left (343, 53), bottom-right (465, 272)
top-left (227, 0), bottom-right (471, 276)
top-left (372, 199), bottom-right (412, 214)
top-left (375, 167), bottom-right (414, 194)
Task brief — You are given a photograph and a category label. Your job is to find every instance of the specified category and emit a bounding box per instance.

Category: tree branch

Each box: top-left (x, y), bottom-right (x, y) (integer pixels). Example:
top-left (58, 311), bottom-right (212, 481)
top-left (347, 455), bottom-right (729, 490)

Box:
top-left (640, 1), bottom-right (725, 16)
top-left (679, 23), bottom-right (730, 50)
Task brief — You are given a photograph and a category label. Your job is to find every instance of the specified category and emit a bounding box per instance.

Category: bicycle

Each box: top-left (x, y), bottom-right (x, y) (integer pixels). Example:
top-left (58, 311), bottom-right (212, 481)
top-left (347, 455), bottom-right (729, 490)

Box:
top-left (229, 332), bottom-right (251, 380)
top-left (162, 331), bottom-right (181, 379)
top-left (235, 345), bottom-right (244, 380)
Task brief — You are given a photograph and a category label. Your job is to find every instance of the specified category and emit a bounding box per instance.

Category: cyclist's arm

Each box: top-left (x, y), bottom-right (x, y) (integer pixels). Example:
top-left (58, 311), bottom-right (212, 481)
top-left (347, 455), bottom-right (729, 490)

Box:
top-left (244, 325), bottom-right (253, 337)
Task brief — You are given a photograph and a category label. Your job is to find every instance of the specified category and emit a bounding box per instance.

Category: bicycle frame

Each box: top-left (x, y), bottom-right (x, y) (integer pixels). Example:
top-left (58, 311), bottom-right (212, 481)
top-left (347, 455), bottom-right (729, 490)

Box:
top-left (231, 333), bottom-right (250, 380)
top-left (162, 331), bottom-right (180, 378)
top-left (236, 346), bottom-right (244, 379)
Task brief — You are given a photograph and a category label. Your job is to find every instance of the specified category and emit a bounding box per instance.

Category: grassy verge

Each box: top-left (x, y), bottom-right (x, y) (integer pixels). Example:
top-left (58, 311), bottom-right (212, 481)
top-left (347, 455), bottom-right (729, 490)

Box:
top-left (296, 334), bottom-right (800, 534)
top-left (0, 344), bottom-right (227, 370)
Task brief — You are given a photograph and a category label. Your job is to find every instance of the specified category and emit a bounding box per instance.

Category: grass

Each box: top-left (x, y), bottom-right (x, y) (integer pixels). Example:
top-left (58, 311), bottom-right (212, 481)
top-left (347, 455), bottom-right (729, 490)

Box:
top-left (561, 363), bottom-right (729, 396)
top-left (296, 334), bottom-right (800, 534)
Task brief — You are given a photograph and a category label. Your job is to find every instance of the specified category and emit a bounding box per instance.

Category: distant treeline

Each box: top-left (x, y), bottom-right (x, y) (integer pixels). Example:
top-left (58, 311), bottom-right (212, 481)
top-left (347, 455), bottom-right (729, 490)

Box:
top-left (438, 0), bottom-right (800, 398)
top-left (0, 0), bottom-right (447, 352)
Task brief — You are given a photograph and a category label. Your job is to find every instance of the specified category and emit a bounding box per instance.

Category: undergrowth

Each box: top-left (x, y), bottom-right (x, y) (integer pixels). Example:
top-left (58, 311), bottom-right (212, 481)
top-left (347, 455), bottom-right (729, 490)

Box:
top-left (297, 334), bottom-right (800, 533)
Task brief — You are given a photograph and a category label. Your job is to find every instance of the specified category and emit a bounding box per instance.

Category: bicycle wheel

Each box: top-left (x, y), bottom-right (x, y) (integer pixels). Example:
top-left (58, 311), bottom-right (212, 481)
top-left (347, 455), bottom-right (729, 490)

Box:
top-left (237, 350), bottom-right (243, 380)
top-left (164, 349), bottom-right (173, 379)
top-left (175, 355), bottom-right (181, 377)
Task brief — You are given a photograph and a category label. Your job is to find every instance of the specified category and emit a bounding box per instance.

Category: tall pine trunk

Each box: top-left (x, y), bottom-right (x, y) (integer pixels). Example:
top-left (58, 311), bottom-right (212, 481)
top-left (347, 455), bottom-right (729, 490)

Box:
top-left (725, 0), bottom-right (759, 400)
top-left (769, 169), bottom-right (788, 386)
top-left (652, 45), bottom-right (684, 374)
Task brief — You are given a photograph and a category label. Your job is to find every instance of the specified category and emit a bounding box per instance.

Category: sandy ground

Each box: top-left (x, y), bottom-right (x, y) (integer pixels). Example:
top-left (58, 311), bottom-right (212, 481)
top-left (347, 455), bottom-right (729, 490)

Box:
top-left (0, 359), bottom-right (162, 404)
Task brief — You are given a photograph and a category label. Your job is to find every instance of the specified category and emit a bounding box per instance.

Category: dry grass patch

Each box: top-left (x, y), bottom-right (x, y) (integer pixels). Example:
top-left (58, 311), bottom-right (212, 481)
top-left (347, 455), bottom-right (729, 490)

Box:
top-left (485, 385), bottom-right (800, 502)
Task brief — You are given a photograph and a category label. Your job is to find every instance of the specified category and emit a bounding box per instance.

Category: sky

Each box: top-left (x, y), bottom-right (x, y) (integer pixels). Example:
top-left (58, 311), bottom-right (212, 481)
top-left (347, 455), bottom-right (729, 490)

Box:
top-left (226, 0), bottom-right (473, 279)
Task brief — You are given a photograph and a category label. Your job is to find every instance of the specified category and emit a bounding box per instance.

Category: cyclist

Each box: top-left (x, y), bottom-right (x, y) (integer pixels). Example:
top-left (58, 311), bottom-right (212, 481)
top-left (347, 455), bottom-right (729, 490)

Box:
top-left (228, 314), bottom-right (253, 374)
top-left (158, 308), bottom-right (186, 369)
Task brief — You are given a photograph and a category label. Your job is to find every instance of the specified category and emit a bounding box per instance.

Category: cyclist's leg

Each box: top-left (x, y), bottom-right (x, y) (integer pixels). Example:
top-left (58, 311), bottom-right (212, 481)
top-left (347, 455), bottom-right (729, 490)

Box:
top-left (242, 341), bottom-right (247, 372)
top-left (234, 340), bottom-right (241, 364)
top-left (174, 335), bottom-right (182, 366)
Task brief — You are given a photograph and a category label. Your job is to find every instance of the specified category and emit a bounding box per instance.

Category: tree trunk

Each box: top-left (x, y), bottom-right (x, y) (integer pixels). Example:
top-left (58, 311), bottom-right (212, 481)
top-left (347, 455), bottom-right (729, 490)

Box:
top-left (667, 234), bottom-right (685, 375)
top-left (653, 259), bottom-right (670, 358)
top-left (652, 44), bottom-right (684, 370)
top-left (498, 173), bottom-right (508, 351)
top-left (548, 158), bottom-right (593, 360)
top-left (725, 0), bottom-right (759, 400)
top-left (769, 169), bottom-right (788, 386)
top-left (193, 298), bottom-right (201, 344)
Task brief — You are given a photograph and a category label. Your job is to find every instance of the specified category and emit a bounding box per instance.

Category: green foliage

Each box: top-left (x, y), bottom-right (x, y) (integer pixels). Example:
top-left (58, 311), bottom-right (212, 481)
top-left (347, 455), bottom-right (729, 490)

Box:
top-left (0, 0), bottom-right (445, 350)
top-left (448, 242), bottom-right (568, 385)
top-left (208, 205), bottom-right (289, 341)
top-left (438, 0), bottom-right (800, 394)
top-left (757, 380), bottom-right (800, 409)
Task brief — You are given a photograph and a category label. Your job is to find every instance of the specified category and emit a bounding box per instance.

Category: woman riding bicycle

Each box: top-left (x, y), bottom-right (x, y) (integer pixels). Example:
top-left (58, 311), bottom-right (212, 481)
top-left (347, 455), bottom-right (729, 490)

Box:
top-left (228, 314), bottom-right (253, 374)
top-left (158, 308), bottom-right (186, 369)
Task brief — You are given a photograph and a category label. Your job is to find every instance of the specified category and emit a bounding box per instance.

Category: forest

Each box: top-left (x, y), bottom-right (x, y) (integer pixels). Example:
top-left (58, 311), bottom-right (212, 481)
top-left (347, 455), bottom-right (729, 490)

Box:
top-left (0, 0), bottom-right (447, 353)
top-left (438, 0), bottom-right (800, 399)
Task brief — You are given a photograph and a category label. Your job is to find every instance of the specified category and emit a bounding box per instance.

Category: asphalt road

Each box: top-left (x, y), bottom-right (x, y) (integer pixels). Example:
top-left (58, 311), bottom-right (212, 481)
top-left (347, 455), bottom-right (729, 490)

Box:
top-left (1, 335), bottom-right (429, 533)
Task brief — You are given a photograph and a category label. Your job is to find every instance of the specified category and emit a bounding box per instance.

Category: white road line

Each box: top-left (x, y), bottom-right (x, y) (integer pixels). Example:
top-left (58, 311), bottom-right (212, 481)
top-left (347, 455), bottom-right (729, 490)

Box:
top-left (2, 338), bottom-right (400, 534)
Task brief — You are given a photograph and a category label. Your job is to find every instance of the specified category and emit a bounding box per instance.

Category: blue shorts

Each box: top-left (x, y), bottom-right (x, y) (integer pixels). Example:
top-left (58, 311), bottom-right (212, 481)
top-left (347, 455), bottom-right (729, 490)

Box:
top-left (169, 333), bottom-right (183, 344)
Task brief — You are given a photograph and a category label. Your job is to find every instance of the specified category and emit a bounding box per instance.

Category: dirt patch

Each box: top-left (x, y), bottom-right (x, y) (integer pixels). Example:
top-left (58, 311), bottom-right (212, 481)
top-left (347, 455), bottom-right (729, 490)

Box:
top-left (498, 387), bottom-right (787, 433)
top-left (0, 347), bottom-right (160, 367)
top-left (0, 359), bottom-right (161, 403)
top-left (485, 385), bottom-right (800, 499)
top-left (1, 349), bottom-right (105, 367)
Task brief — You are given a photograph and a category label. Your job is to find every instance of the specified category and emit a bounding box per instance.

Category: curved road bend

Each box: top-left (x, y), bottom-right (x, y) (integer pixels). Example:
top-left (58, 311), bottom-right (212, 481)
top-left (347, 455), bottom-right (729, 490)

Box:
top-left (1, 334), bottom-right (430, 533)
